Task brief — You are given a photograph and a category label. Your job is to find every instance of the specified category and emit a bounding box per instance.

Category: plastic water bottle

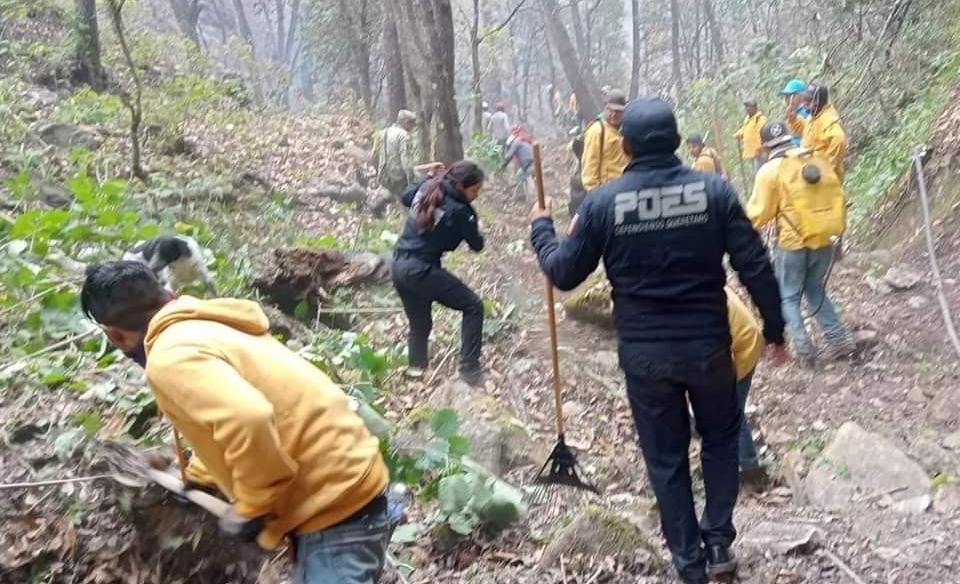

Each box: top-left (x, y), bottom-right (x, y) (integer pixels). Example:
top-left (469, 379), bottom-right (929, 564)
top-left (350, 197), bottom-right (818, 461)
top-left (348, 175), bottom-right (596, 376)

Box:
top-left (387, 483), bottom-right (409, 525)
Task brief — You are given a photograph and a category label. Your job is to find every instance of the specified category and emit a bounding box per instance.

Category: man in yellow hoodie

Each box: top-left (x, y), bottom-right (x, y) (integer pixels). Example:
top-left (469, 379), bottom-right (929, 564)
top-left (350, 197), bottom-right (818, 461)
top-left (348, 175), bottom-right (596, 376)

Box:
top-left (579, 88), bottom-right (630, 193)
top-left (786, 84), bottom-right (847, 180)
top-left (724, 287), bottom-right (769, 489)
top-left (81, 261), bottom-right (391, 583)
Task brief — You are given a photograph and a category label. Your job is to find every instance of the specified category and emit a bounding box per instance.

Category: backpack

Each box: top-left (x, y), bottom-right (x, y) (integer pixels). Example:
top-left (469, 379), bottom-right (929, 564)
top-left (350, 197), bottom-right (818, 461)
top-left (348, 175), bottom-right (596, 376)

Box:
top-left (777, 148), bottom-right (846, 248)
top-left (571, 117), bottom-right (605, 165)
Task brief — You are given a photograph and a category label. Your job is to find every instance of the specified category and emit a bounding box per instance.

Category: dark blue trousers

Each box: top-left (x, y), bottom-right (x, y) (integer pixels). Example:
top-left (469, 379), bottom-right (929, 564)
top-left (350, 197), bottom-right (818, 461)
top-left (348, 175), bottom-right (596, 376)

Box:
top-left (620, 343), bottom-right (741, 583)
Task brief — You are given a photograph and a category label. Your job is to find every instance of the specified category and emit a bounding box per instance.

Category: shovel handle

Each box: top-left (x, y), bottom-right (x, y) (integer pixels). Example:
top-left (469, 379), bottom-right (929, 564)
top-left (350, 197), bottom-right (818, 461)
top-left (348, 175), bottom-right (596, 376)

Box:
top-left (532, 143), bottom-right (565, 436)
top-left (145, 468), bottom-right (232, 519)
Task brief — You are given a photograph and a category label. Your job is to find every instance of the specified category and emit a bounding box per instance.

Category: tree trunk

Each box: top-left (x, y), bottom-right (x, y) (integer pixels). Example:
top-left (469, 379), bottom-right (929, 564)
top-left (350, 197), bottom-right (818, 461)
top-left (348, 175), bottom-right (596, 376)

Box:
top-left (105, 0), bottom-right (147, 181)
top-left (169, 0), bottom-right (201, 47)
top-left (702, 0), bottom-right (724, 68)
top-left (538, 0), bottom-right (599, 121)
top-left (470, 0), bottom-right (483, 137)
top-left (629, 0), bottom-right (640, 98)
top-left (73, 0), bottom-right (107, 91)
top-left (421, 0), bottom-right (463, 162)
top-left (274, 0), bottom-right (285, 60)
top-left (395, 0), bottom-right (434, 159)
top-left (669, 0), bottom-right (683, 97)
top-left (230, 0), bottom-right (255, 48)
top-left (338, 0), bottom-right (372, 111)
top-left (285, 0), bottom-right (301, 64)
top-left (383, 7), bottom-right (406, 120)
top-left (569, 0), bottom-right (588, 61)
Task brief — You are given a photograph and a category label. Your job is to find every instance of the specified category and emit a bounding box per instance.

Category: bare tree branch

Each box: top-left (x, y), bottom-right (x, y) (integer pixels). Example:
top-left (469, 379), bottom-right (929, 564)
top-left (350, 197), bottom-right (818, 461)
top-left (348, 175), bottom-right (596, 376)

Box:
top-left (479, 0), bottom-right (531, 43)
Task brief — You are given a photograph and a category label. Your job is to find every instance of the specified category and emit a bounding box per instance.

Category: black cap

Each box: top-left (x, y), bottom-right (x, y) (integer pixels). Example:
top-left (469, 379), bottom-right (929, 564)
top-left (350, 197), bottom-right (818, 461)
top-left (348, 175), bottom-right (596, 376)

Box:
top-left (760, 120), bottom-right (793, 149)
top-left (621, 97), bottom-right (680, 156)
top-left (686, 133), bottom-right (705, 145)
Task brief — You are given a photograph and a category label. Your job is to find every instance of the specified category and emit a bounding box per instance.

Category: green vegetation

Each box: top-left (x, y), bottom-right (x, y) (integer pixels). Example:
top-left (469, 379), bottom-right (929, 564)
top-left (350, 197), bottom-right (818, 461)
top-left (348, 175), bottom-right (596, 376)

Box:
top-left (845, 54), bottom-right (960, 228)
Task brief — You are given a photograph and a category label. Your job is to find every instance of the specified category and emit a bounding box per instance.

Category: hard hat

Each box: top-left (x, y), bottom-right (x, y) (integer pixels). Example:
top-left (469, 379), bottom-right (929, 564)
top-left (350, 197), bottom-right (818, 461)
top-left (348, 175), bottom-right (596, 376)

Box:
top-left (760, 121), bottom-right (793, 149)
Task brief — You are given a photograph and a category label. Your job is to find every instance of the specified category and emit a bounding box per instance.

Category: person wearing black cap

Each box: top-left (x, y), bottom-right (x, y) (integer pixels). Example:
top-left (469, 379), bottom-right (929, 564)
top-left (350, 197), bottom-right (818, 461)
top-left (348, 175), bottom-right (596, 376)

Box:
top-left (686, 133), bottom-right (726, 178)
top-left (529, 97), bottom-right (788, 584)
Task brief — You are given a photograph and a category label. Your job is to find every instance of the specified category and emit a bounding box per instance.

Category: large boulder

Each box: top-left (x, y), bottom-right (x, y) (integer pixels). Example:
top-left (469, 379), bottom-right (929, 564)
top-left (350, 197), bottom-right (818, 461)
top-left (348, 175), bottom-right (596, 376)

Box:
top-left (538, 505), bottom-right (663, 572)
top-left (562, 275), bottom-right (614, 329)
top-left (803, 422), bottom-right (930, 513)
top-left (393, 380), bottom-right (544, 477)
top-left (933, 481), bottom-right (960, 514)
top-left (740, 521), bottom-right (823, 555)
top-left (39, 123), bottom-right (100, 150)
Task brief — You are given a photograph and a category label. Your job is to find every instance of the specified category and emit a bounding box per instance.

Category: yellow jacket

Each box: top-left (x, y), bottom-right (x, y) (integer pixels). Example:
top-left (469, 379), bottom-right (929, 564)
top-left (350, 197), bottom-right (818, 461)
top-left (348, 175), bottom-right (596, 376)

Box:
top-left (144, 297), bottom-right (388, 550)
top-left (735, 112), bottom-right (767, 159)
top-left (580, 118), bottom-right (629, 191)
top-left (726, 287), bottom-right (763, 381)
top-left (692, 147), bottom-right (725, 177)
top-left (746, 152), bottom-right (807, 251)
top-left (787, 105), bottom-right (846, 180)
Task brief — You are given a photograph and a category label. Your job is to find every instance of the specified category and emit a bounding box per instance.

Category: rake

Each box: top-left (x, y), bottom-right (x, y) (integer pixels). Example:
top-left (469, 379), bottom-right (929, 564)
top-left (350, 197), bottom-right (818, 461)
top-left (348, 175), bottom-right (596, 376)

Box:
top-left (530, 143), bottom-right (598, 499)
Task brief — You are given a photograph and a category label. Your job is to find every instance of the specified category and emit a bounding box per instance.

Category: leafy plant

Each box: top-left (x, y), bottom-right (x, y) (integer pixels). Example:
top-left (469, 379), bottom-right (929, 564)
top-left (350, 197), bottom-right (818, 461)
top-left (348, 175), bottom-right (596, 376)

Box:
top-left (465, 134), bottom-right (504, 175)
top-left (431, 457), bottom-right (527, 537)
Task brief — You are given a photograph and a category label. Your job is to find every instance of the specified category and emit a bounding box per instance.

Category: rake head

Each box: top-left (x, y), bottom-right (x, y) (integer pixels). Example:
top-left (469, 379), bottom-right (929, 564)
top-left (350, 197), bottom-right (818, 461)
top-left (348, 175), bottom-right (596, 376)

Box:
top-left (532, 435), bottom-right (599, 498)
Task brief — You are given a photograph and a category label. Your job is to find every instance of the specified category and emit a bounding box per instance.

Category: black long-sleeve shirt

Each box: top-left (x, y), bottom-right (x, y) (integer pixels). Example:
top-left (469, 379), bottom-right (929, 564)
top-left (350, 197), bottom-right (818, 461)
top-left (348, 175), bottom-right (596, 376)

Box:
top-left (395, 179), bottom-right (484, 265)
top-left (531, 154), bottom-right (784, 350)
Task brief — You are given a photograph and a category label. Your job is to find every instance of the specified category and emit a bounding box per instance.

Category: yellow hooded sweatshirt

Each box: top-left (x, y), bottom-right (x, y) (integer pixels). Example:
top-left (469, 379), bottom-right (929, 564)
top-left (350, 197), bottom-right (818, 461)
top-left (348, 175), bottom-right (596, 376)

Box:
top-left (725, 287), bottom-right (762, 381)
top-left (788, 104), bottom-right (847, 180)
top-left (143, 297), bottom-right (388, 550)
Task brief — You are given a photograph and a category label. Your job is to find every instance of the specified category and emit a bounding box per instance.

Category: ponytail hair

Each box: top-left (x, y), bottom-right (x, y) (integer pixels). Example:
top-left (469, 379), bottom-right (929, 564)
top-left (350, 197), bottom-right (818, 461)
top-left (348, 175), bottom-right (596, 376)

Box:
top-left (414, 160), bottom-right (485, 232)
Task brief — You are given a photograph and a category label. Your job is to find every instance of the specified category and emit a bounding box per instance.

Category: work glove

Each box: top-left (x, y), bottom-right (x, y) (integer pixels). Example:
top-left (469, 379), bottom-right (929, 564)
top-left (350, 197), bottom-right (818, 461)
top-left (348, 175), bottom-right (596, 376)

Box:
top-left (218, 507), bottom-right (265, 543)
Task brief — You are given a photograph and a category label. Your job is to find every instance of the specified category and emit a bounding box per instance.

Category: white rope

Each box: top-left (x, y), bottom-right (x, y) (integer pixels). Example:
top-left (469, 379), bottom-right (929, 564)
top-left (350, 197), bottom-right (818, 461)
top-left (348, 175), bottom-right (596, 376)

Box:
top-left (912, 147), bottom-right (960, 358)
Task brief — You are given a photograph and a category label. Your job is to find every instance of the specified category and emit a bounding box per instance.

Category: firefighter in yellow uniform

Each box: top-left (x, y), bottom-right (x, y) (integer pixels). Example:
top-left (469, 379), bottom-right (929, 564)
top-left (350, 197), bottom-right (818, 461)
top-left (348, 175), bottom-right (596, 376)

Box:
top-left (687, 134), bottom-right (727, 178)
top-left (724, 286), bottom-right (772, 489)
top-left (580, 89), bottom-right (630, 192)
top-left (786, 84), bottom-right (847, 180)
top-left (734, 100), bottom-right (768, 172)
top-left (746, 120), bottom-right (854, 368)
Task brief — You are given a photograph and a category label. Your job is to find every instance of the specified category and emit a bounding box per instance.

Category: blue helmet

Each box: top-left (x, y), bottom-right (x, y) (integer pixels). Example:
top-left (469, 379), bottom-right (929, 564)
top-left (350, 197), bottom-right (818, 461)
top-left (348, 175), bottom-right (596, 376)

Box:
top-left (780, 78), bottom-right (807, 95)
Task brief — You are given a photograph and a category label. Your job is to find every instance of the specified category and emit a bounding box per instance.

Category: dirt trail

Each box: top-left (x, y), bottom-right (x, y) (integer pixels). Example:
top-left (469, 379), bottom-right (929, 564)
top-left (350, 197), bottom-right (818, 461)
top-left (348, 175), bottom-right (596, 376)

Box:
top-left (443, 160), bottom-right (960, 583)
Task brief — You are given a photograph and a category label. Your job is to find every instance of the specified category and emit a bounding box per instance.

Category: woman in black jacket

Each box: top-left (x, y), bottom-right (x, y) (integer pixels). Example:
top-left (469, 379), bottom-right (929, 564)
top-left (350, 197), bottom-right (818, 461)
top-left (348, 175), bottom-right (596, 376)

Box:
top-left (393, 161), bottom-right (486, 386)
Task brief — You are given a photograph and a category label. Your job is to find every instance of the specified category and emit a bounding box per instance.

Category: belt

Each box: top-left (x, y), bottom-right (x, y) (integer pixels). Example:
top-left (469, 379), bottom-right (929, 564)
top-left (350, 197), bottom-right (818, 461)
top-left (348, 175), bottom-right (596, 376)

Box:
top-left (286, 492), bottom-right (387, 562)
top-left (331, 492), bottom-right (387, 528)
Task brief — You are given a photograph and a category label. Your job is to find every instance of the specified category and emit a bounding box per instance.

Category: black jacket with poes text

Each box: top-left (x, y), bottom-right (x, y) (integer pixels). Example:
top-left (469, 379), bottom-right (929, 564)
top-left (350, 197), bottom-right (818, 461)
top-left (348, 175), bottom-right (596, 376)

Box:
top-left (395, 179), bottom-right (484, 265)
top-left (531, 154), bottom-right (785, 350)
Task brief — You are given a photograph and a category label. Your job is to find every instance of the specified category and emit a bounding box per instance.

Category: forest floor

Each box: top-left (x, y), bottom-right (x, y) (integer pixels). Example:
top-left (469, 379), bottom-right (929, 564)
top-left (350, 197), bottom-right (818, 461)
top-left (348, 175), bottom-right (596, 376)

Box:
top-left (358, 160), bottom-right (960, 584)
top-left (2, 35), bottom-right (959, 580)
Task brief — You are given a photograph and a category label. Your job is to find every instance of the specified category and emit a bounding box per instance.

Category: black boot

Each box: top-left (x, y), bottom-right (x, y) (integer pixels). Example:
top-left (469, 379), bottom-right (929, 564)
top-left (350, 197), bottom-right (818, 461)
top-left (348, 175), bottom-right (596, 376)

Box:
top-left (705, 545), bottom-right (737, 577)
top-left (459, 366), bottom-right (485, 387)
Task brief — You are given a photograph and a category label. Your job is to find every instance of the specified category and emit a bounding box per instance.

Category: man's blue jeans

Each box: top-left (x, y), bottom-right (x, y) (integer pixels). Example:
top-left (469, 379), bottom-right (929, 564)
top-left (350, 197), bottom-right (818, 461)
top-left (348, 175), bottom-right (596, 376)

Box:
top-left (736, 370), bottom-right (759, 469)
top-left (294, 498), bottom-right (393, 584)
top-left (774, 246), bottom-right (849, 357)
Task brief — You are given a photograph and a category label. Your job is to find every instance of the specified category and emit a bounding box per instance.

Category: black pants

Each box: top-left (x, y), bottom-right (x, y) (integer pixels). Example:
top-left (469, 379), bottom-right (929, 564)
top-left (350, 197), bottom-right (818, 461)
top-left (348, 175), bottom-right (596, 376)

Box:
top-left (392, 256), bottom-right (483, 373)
top-left (620, 342), bottom-right (740, 582)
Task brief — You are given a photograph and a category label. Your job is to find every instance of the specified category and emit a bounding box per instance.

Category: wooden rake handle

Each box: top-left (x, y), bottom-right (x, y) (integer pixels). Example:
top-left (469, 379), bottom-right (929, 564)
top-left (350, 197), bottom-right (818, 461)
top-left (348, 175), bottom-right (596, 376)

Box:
top-left (532, 143), bottom-right (565, 437)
